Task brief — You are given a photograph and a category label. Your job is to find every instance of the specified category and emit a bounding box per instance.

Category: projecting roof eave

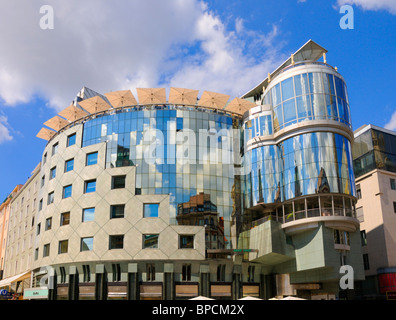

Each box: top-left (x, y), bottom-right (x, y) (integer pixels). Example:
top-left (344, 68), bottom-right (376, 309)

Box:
top-left (240, 39), bottom-right (328, 99)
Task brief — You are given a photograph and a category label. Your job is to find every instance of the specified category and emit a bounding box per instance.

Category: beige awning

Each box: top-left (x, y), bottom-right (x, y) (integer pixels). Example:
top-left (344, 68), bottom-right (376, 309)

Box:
top-left (168, 87), bottom-right (199, 105)
top-left (136, 88), bottom-right (167, 105)
top-left (0, 271), bottom-right (30, 288)
top-left (104, 90), bottom-right (138, 108)
top-left (199, 91), bottom-right (230, 109)
top-left (78, 96), bottom-right (112, 114)
top-left (58, 104), bottom-right (89, 122)
top-left (43, 116), bottom-right (69, 131)
top-left (225, 97), bottom-right (256, 115)
top-left (36, 127), bottom-right (56, 141)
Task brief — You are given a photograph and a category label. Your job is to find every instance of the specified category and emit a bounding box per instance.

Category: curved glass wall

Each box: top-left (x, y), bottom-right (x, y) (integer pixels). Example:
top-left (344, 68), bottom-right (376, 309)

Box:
top-left (263, 71), bottom-right (351, 132)
top-left (82, 105), bottom-right (241, 249)
top-left (242, 132), bottom-right (355, 208)
top-left (242, 113), bottom-right (272, 143)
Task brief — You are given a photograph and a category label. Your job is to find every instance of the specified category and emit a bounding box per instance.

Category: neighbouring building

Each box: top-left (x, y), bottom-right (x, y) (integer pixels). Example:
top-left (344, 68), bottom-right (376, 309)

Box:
top-left (353, 124), bottom-right (396, 299)
top-left (0, 185), bottom-right (23, 280)
top-left (0, 40), bottom-right (365, 300)
top-left (0, 165), bottom-right (40, 299)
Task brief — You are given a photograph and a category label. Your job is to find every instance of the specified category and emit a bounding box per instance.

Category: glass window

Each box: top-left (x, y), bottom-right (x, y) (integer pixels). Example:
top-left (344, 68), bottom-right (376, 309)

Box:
top-left (43, 244), bottom-right (50, 257)
top-left (47, 192), bottom-right (54, 205)
top-left (84, 180), bottom-right (96, 193)
top-left (58, 240), bottom-right (68, 254)
top-left (391, 179), bottom-right (396, 190)
top-left (110, 205), bottom-right (125, 219)
top-left (82, 208), bottom-right (95, 222)
top-left (50, 167), bottom-right (56, 180)
top-left (294, 73), bottom-right (309, 96)
top-left (281, 77), bottom-right (294, 101)
top-left (308, 72), bottom-right (324, 94)
top-left (143, 234), bottom-right (159, 248)
top-left (146, 263), bottom-right (156, 281)
top-left (67, 133), bottom-right (76, 147)
top-left (63, 185), bottom-right (72, 199)
top-left (65, 159), bottom-right (74, 172)
top-left (81, 237), bottom-right (94, 251)
top-left (45, 217), bottom-right (52, 230)
top-left (283, 99), bottom-right (297, 125)
top-left (60, 212), bottom-right (70, 226)
top-left (182, 264), bottom-right (192, 281)
top-left (393, 202), bottom-right (396, 214)
top-left (271, 83), bottom-right (281, 107)
top-left (109, 235), bottom-right (124, 249)
top-left (273, 105), bottom-right (284, 130)
top-left (296, 95), bottom-right (311, 121)
top-left (144, 203), bottom-right (159, 217)
top-left (112, 175), bottom-right (126, 189)
top-left (52, 143), bottom-right (58, 156)
top-left (179, 235), bottom-right (194, 249)
top-left (311, 94), bottom-right (326, 120)
top-left (86, 152), bottom-right (98, 166)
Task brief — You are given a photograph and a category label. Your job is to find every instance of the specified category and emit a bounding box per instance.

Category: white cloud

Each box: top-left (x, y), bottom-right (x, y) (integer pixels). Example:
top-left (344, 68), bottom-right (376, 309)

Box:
top-left (337, 0), bottom-right (396, 14)
top-left (384, 110), bottom-right (396, 131)
top-left (0, 116), bottom-right (13, 143)
top-left (0, 0), bottom-right (285, 111)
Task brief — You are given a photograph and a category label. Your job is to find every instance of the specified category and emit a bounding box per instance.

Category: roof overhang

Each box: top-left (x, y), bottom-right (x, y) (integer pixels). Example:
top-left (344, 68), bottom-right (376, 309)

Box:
top-left (241, 39), bottom-right (328, 99)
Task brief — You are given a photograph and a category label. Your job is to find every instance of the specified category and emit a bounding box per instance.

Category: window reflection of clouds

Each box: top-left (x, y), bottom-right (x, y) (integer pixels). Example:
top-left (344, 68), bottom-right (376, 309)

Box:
top-left (243, 132), bottom-right (355, 207)
top-left (82, 106), bottom-right (239, 247)
top-left (265, 71), bottom-right (351, 132)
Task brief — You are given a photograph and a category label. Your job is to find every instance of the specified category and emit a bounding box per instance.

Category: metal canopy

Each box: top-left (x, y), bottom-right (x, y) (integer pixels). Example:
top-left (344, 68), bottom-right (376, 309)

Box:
top-left (43, 116), bottom-right (69, 131)
top-left (199, 91), bottom-right (230, 109)
top-left (36, 127), bottom-right (56, 141)
top-left (225, 97), bottom-right (256, 115)
top-left (58, 104), bottom-right (89, 122)
top-left (78, 96), bottom-right (112, 114)
top-left (168, 87), bottom-right (199, 105)
top-left (104, 90), bottom-right (138, 108)
top-left (136, 88), bottom-right (167, 105)
top-left (241, 39), bottom-right (328, 99)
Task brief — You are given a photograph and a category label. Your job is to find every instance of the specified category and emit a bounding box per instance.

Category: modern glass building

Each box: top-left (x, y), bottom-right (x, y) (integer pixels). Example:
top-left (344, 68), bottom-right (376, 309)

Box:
top-left (1, 40), bottom-right (364, 300)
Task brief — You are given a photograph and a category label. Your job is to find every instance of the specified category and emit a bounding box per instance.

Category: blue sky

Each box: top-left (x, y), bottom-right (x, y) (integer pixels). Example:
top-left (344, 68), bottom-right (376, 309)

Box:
top-left (0, 0), bottom-right (395, 201)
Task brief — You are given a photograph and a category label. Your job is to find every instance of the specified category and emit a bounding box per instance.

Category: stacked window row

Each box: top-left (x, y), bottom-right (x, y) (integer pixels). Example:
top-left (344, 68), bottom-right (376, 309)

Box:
top-left (242, 132), bottom-right (356, 207)
top-left (262, 71), bottom-right (351, 132)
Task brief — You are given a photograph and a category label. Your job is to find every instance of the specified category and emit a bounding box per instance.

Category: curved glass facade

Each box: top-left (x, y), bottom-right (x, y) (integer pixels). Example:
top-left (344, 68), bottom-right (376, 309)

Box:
top-left (242, 132), bottom-right (355, 208)
top-left (82, 106), bottom-right (240, 248)
top-left (263, 70), bottom-right (351, 132)
top-left (242, 113), bottom-right (273, 142)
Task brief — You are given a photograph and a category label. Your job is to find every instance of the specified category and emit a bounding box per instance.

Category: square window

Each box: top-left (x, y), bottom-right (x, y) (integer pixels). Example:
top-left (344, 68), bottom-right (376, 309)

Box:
top-left (60, 212), bottom-right (70, 226)
top-left (47, 192), bottom-right (54, 205)
top-left (65, 159), bottom-right (74, 172)
top-left (81, 237), bottom-right (94, 251)
top-left (63, 185), bottom-right (72, 199)
top-left (144, 203), bottom-right (159, 218)
top-left (112, 175), bottom-right (126, 189)
top-left (143, 234), bottom-right (159, 249)
top-left (84, 180), bottom-right (96, 193)
top-left (86, 152), bottom-right (98, 166)
top-left (82, 207), bottom-right (95, 222)
top-left (179, 235), bottom-right (194, 249)
top-left (50, 167), bottom-right (56, 180)
top-left (110, 205), bottom-right (125, 219)
top-left (109, 235), bottom-right (124, 250)
top-left (43, 243), bottom-right (50, 257)
top-left (67, 133), bottom-right (76, 147)
top-left (58, 240), bottom-right (68, 254)
top-left (45, 217), bottom-right (52, 231)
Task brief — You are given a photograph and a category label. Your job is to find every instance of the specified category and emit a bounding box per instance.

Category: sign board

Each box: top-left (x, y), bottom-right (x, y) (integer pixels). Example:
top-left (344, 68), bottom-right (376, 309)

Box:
top-left (23, 288), bottom-right (49, 300)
